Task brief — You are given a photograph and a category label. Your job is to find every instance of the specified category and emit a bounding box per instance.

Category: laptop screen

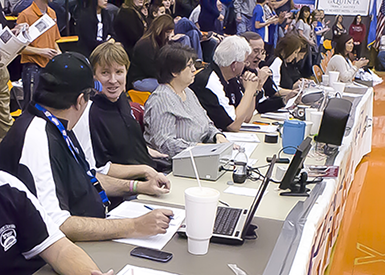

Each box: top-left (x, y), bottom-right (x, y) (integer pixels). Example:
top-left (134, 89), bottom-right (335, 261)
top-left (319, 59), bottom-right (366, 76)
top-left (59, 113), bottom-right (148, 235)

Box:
top-left (241, 155), bottom-right (276, 238)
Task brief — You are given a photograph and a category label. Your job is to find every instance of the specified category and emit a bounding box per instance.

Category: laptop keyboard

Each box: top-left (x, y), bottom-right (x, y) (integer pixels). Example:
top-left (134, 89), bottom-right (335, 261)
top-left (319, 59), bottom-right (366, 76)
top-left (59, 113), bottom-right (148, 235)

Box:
top-left (213, 207), bottom-right (242, 236)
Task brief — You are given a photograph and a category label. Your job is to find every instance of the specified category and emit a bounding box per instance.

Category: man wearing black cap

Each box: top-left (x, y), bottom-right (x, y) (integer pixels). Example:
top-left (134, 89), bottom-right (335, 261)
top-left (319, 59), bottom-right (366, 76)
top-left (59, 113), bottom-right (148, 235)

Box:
top-left (0, 52), bottom-right (173, 242)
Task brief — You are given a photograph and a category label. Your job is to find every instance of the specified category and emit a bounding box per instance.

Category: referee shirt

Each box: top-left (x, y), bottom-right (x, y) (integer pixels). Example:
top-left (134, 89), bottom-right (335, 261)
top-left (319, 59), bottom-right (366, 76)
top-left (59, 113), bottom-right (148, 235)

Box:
top-left (0, 103), bottom-right (105, 227)
top-left (0, 171), bottom-right (64, 275)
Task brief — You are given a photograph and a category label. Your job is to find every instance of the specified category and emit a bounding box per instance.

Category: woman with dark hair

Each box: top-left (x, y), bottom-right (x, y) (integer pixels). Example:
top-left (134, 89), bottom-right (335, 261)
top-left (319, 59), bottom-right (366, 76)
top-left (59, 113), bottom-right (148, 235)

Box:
top-left (144, 44), bottom-right (229, 157)
top-left (129, 14), bottom-right (175, 92)
top-left (326, 34), bottom-right (369, 82)
top-left (349, 15), bottom-right (366, 59)
top-left (332, 15), bottom-right (346, 43)
top-left (113, 0), bottom-right (148, 58)
top-left (295, 6), bottom-right (315, 48)
top-left (77, 0), bottom-right (115, 57)
top-left (269, 34), bottom-right (303, 90)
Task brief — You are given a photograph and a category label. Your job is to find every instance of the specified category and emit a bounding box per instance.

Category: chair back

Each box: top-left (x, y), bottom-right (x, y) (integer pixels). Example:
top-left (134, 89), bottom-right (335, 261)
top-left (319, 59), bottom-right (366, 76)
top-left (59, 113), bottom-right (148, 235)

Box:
top-left (127, 90), bottom-right (151, 106)
top-left (312, 65), bottom-right (323, 84)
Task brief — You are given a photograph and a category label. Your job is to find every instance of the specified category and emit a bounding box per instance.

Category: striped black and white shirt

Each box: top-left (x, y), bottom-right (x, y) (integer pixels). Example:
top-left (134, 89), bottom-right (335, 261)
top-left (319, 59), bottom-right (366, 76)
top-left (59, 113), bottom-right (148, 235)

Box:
top-left (0, 171), bottom-right (64, 275)
top-left (144, 84), bottom-right (222, 157)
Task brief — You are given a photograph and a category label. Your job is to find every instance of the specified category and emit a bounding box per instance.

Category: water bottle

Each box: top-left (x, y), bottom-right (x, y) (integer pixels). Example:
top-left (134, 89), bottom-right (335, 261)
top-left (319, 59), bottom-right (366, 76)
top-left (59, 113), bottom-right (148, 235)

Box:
top-left (233, 147), bottom-right (248, 183)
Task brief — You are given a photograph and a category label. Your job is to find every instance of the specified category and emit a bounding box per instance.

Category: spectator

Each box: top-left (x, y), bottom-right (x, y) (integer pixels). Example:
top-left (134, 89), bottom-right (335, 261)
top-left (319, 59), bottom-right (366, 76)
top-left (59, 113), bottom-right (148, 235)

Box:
top-left (190, 36), bottom-right (259, 131)
top-left (251, 0), bottom-right (279, 57)
top-left (234, 0), bottom-right (256, 34)
top-left (17, 0), bottom-right (62, 110)
top-left (0, 52), bottom-right (173, 242)
top-left (77, 0), bottom-right (115, 57)
top-left (198, 0), bottom-right (222, 32)
top-left (0, 171), bottom-right (113, 275)
top-left (148, 0), bottom-right (166, 26)
top-left (113, 0), bottom-right (147, 58)
top-left (312, 9), bottom-right (329, 60)
top-left (144, 44), bottom-right (229, 157)
top-left (129, 14), bottom-right (175, 92)
top-left (326, 34), bottom-right (369, 82)
top-left (174, 0), bottom-right (198, 18)
top-left (332, 15), bottom-right (346, 44)
top-left (377, 35), bottom-right (385, 71)
top-left (349, 15), bottom-right (366, 59)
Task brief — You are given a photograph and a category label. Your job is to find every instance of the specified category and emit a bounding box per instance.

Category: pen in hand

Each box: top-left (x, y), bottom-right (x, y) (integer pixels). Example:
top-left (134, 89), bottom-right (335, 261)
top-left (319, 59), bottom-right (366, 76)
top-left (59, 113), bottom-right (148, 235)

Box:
top-left (144, 205), bottom-right (174, 220)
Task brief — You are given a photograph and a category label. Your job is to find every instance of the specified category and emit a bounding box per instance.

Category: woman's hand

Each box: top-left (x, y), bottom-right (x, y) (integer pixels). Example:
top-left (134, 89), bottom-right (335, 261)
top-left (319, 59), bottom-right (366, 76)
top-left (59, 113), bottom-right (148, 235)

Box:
top-left (215, 134), bottom-right (229, 144)
top-left (354, 58), bottom-right (369, 69)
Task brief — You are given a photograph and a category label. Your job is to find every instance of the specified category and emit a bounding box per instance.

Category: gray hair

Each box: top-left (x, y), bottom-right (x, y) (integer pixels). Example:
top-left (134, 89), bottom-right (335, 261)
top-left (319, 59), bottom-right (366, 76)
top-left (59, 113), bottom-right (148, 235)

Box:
top-left (213, 36), bottom-right (252, 67)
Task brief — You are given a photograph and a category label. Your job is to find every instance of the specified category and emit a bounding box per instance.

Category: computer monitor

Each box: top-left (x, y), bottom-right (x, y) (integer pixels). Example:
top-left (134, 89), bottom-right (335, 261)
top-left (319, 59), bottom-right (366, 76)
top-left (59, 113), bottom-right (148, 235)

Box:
top-left (279, 137), bottom-right (312, 197)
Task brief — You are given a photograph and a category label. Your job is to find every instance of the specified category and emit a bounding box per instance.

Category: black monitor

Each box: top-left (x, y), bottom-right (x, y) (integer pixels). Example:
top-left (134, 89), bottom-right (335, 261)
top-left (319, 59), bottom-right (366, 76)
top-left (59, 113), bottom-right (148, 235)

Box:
top-left (279, 137), bottom-right (312, 197)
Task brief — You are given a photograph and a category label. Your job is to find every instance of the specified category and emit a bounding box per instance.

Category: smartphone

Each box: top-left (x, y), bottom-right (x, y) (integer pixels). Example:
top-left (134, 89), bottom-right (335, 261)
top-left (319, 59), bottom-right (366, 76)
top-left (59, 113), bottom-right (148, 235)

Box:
top-left (130, 247), bottom-right (173, 263)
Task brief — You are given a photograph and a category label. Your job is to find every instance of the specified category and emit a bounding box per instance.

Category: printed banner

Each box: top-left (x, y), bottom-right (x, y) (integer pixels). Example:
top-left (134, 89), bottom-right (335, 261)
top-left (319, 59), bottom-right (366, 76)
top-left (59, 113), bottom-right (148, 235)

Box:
top-left (317, 0), bottom-right (370, 15)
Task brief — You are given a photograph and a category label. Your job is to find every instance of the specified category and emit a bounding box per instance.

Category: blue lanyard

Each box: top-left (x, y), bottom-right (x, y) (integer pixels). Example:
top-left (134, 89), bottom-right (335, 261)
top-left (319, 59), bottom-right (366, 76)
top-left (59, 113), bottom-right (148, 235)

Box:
top-left (35, 103), bottom-right (110, 210)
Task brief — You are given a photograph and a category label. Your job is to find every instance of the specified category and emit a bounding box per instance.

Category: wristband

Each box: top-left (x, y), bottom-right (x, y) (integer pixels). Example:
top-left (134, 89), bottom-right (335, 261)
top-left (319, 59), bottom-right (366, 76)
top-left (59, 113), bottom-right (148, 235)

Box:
top-left (133, 180), bottom-right (138, 193)
top-left (129, 180), bottom-right (134, 192)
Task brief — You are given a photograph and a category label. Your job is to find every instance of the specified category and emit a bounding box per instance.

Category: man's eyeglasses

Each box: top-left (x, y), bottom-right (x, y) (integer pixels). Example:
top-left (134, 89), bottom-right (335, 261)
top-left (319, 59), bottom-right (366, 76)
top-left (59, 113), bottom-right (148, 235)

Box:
top-left (254, 49), bottom-right (266, 55)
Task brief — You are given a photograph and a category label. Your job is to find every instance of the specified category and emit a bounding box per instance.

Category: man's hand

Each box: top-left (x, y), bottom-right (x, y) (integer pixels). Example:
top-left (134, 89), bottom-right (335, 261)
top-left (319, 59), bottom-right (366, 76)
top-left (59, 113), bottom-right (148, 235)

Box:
top-left (218, 14), bottom-right (224, 21)
top-left (257, 66), bottom-right (272, 88)
top-left (236, 15), bottom-right (242, 23)
top-left (137, 173), bottom-right (171, 196)
top-left (241, 71), bottom-right (259, 94)
top-left (11, 23), bottom-right (29, 36)
top-left (39, 48), bottom-right (59, 59)
top-left (132, 209), bottom-right (173, 237)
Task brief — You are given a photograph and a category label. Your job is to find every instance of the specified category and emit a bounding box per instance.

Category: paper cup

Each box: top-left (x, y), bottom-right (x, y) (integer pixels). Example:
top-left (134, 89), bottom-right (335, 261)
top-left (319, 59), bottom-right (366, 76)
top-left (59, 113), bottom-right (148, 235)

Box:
top-left (305, 108), bottom-right (317, 121)
top-left (328, 71), bottom-right (340, 86)
top-left (310, 111), bottom-right (323, 135)
top-left (322, 75), bottom-right (329, 86)
top-left (275, 165), bottom-right (287, 181)
top-left (332, 82), bottom-right (345, 96)
top-left (304, 121), bottom-right (313, 137)
top-left (185, 187), bottom-right (220, 255)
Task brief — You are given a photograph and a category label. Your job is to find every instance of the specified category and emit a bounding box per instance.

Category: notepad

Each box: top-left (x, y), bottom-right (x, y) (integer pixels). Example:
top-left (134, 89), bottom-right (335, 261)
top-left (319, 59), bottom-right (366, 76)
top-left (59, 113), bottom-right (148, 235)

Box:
top-left (118, 264), bottom-right (179, 275)
top-left (107, 201), bottom-right (185, 250)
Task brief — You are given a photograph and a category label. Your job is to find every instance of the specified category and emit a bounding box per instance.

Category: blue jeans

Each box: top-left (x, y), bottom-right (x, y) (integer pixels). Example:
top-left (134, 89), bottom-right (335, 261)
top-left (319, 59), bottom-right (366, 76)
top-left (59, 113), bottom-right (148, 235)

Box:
top-left (236, 14), bottom-right (252, 35)
top-left (378, 51), bottom-right (385, 71)
top-left (175, 18), bottom-right (203, 60)
top-left (133, 78), bottom-right (159, 92)
top-left (22, 63), bottom-right (42, 110)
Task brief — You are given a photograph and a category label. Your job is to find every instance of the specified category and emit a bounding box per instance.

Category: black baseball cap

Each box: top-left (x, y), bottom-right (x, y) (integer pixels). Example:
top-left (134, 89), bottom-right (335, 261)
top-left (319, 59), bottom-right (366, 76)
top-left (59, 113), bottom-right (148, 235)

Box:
top-left (37, 52), bottom-right (94, 96)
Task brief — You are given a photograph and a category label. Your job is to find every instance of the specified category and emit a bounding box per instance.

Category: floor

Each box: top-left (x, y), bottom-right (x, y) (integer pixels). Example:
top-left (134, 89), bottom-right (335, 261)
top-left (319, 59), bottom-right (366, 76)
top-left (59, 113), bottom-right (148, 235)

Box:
top-left (326, 74), bottom-right (385, 275)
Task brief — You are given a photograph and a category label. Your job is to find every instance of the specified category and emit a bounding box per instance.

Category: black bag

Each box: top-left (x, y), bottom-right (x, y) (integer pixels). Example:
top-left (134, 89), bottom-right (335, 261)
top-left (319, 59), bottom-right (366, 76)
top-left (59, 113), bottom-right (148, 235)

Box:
top-left (223, 5), bottom-right (236, 35)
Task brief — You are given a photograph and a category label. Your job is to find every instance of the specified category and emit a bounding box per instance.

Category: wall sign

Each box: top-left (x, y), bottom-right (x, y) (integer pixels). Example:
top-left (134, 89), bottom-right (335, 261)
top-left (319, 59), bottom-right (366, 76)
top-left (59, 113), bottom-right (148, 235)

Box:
top-left (317, 0), bottom-right (370, 15)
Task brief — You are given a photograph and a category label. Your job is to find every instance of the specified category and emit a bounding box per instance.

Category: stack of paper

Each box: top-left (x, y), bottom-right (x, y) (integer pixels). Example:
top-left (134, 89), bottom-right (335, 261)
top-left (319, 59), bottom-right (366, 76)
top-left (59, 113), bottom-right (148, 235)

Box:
top-left (107, 201), bottom-right (185, 250)
top-left (224, 132), bottom-right (260, 143)
top-left (118, 264), bottom-right (179, 275)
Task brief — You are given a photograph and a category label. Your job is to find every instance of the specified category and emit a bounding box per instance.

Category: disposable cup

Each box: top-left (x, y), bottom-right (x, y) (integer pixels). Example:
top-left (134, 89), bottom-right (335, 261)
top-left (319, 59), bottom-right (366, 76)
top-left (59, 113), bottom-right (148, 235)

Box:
top-left (332, 82), bottom-right (345, 96)
top-left (305, 108), bottom-right (317, 121)
top-left (310, 111), bottom-right (323, 135)
top-left (304, 121), bottom-right (313, 137)
top-left (322, 75), bottom-right (329, 86)
top-left (184, 187), bottom-right (220, 255)
top-left (275, 165), bottom-right (287, 181)
top-left (328, 71), bottom-right (340, 86)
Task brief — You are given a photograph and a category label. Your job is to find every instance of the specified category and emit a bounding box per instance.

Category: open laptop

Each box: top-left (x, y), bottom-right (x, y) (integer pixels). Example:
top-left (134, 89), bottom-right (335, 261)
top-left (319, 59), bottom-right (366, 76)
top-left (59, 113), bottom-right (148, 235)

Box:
top-left (178, 155), bottom-right (276, 245)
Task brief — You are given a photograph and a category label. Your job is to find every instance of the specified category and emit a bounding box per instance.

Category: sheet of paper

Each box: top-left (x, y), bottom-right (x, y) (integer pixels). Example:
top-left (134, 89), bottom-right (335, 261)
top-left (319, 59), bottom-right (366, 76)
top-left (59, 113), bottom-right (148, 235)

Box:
top-left (224, 132), bottom-right (260, 143)
top-left (232, 142), bottom-right (258, 160)
top-left (28, 14), bottom-right (56, 41)
top-left (224, 186), bottom-right (269, 197)
top-left (118, 264), bottom-right (179, 275)
top-left (107, 201), bottom-right (185, 250)
top-left (240, 123), bottom-right (278, 133)
top-left (260, 112), bottom-right (290, 120)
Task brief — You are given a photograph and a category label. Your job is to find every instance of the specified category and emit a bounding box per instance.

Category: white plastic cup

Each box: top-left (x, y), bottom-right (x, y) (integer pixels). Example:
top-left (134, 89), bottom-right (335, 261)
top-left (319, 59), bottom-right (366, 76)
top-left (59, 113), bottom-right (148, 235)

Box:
top-left (332, 82), bottom-right (345, 96)
top-left (304, 121), bottom-right (313, 137)
top-left (322, 75), bottom-right (329, 86)
top-left (184, 187), bottom-right (220, 255)
top-left (310, 111), bottom-right (323, 135)
top-left (275, 165), bottom-right (287, 181)
top-left (328, 71), bottom-right (340, 86)
top-left (305, 108), bottom-right (317, 121)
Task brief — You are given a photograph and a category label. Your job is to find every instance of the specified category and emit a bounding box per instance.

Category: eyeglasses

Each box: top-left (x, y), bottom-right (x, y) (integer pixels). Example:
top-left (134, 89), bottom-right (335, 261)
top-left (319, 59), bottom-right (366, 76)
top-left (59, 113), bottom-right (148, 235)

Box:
top-left (254, 49), bottom-right (266, 56)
